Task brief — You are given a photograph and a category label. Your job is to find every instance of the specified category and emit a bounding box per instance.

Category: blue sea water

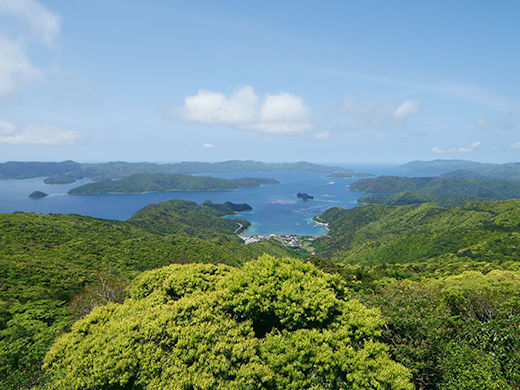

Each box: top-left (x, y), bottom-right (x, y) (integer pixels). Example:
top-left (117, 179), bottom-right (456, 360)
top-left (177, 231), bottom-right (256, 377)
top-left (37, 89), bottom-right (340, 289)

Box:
top-left (0, 164), bottom-right (427, 237)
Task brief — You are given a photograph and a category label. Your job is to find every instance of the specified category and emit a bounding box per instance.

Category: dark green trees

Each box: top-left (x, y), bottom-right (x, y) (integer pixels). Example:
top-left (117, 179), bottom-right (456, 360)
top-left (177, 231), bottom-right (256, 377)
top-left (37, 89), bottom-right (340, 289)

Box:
top-left (41, 256), bottom-right (412, 389)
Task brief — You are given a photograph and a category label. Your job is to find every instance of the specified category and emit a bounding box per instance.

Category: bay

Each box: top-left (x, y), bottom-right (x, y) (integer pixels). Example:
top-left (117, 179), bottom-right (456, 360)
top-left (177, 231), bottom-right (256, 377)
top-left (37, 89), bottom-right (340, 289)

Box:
top-left (0, 164), bottom-right (429, 237)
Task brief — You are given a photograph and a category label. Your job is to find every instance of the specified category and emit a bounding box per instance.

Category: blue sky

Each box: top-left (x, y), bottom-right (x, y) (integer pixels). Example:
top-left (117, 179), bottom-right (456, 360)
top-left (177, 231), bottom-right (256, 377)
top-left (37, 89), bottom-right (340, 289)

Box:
top-left (0, 0), bottom-right (519, 165)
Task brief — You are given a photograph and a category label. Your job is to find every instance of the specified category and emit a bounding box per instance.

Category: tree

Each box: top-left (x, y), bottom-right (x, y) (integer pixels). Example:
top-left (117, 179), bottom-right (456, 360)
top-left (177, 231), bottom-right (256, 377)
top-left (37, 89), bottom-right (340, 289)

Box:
top-left (41, 256), bottom-right (412, 389)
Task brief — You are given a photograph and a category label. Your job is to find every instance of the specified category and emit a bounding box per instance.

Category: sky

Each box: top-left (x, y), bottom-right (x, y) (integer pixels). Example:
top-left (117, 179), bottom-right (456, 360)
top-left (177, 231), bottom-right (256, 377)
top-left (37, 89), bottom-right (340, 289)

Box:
top-left (0, 0), bottom-right (519, 165)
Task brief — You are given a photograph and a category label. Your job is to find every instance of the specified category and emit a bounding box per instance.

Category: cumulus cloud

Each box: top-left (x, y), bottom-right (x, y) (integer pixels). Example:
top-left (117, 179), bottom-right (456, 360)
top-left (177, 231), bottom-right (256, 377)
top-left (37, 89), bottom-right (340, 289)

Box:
top-left (346, 99), bottom-right (420, 131)
top-left (431, 141), bottom-right (481, 153)
top-left (203, 143), bottom-right (215, 148)
top-left (170, 86), bottom-right (311, 135)
top-left (0, 121), bottom-right (81, 145)
top-left (0, 0), bottom-right (60, 99)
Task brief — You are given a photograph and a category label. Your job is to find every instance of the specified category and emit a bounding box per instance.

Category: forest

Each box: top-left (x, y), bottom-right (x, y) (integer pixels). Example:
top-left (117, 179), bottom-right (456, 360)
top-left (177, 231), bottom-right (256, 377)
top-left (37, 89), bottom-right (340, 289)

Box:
top-left (1, 197), bottom-right (519, 389)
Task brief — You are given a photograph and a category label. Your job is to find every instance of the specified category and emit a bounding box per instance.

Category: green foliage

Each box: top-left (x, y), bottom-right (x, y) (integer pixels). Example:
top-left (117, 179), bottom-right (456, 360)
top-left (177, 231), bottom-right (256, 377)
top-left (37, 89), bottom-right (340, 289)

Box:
top-left (41, 256), bottom-right (412, 389)
top-left (440, 342), bottom-right (509, 390)
top-left (0, 300), bottom-right (71, 390)
top-left (358, 282), bottom-right (455, 389)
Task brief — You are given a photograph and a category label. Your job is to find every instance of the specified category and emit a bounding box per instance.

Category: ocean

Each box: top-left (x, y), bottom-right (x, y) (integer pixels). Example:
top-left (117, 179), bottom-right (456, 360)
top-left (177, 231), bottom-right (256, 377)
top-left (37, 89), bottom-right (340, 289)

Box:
top-left (0, 163), bottom-right (427, 237)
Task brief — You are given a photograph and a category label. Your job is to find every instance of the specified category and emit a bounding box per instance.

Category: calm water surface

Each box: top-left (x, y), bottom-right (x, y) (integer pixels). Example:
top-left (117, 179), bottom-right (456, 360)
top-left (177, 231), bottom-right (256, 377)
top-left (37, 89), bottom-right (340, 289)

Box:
top-left (0, 164), bottom-right (428, 236)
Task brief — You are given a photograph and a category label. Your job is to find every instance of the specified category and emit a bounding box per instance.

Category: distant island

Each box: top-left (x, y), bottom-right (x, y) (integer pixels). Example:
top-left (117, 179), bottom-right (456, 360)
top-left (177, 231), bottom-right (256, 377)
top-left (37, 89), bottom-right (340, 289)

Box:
top-left (397, 159), bottom-right (520, 180)
top-left (28, 191), bottom-right (48, 199)
top-left (44, 175), bottom-right (77, 185)
top-left (68, 173), bottom-right (279, 194)
top-left (350, 175), bottom-right (520, 203)
top-left (297, 192), bottom-right (314, 200)
top-left (0, 160), bottom-right (372, 182)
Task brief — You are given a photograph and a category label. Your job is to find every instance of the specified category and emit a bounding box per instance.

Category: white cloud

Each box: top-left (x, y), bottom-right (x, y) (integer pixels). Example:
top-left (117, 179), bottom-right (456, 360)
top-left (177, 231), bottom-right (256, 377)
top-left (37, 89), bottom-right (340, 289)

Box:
top-left (393, 100), bottom-right (420, 125)
top-left (474, 114), bottom-right (515, 131)
top-left (431, 141), bottom-right (481, 153)
top-left (346, 99), bottom-right (420, 131)
top-left (506, 142), bottom-right (520, 150)
top-left (170, 86), bottom-right (311, 135)
top-left (203, 143), bottom-right (215, 148)
top-left (0, 0), bottom-right (60, 99)
top-left (0, 121), bottom-right (81, 145)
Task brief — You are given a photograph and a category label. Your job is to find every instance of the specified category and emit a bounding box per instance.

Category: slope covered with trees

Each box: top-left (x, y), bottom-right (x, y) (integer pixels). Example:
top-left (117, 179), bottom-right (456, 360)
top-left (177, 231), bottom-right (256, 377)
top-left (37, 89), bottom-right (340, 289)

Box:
top-left (0, 202), bottom-right (305, 390)
top-left (312, 200), bottom-right (520, 388)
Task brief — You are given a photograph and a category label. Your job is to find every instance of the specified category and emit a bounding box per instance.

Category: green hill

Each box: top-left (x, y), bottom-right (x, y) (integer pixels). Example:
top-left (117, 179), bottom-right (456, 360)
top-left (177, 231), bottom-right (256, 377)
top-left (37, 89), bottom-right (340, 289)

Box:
top-left (358, 191), bottom-right (493, 207)
top-left (350, 175), bottom-right (520, 199)
top-left (313, 200), bottom-right (520, 276)
top-left (67, 173), bottom-right (279, 194)
top-left (398, 159), bottom-right (520, 180)
top-left (128, 199), bottom-right (252, 238)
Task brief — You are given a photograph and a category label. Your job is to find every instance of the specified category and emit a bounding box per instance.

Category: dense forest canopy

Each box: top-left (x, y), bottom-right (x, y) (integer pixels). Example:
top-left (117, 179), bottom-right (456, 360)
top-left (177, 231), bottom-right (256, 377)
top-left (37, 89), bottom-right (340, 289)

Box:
top-left (41, 256), bottom-right (413, 390)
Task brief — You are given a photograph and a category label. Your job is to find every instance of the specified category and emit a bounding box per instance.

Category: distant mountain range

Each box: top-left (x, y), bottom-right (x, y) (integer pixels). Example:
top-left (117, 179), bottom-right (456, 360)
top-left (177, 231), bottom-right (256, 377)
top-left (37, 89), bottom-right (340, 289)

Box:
top-left (0, 160), bottom-right (370, 182)
top-left (397, 159), bottom-right (520, 180)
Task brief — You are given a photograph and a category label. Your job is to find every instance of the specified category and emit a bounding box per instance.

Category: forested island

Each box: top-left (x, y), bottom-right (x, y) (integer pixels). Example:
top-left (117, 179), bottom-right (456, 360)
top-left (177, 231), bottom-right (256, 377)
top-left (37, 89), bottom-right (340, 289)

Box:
top-left (68, 174), bottom-right (279, 194)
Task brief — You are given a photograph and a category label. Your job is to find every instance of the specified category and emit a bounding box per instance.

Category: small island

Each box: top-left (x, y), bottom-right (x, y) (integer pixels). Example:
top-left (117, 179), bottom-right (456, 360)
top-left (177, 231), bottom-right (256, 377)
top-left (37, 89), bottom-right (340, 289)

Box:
top-left (28, 191), bottom-right (48, 198)
top-left (297, 192), bottom-right (314, 200)
top-left (44, 175), bottom-right (78, 185)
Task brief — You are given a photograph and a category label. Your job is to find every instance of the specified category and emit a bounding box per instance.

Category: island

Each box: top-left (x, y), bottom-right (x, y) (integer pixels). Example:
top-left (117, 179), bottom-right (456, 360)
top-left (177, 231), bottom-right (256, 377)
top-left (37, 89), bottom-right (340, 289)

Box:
top-left (28, 191), bottom-right (48, 198)
top-left (44, 175), bottom-right (78, 185)
top-left (297, 192), bottom-right (314, 200)
top-left (68, 173), bottom-right (279, 194)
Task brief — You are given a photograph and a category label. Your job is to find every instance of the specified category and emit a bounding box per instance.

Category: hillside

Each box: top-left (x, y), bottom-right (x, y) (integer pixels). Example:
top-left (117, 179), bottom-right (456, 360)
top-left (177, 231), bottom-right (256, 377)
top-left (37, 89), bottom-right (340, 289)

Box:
top-left (311, 200), bottom-right (520, 388)
top-left (358, 191), bottom-right (493, 207)
top-left (67, 173), bottom-right (278, 194)
top-left (313, 200), bottom-right (520, 276)
top-left (128, 199), bottom-right (252, 238)
top-left (0, 204), bottom-right (305, 389)
top-left (350, 175), bottom-right (520, 199)
top-left (398, 159), bottom-right (520, 180)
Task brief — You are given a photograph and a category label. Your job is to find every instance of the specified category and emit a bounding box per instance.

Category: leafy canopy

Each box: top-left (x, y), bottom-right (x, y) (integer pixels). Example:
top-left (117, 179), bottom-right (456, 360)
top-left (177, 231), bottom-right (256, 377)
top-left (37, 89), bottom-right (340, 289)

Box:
top-left (41, 256), bottom-right (412, 390)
